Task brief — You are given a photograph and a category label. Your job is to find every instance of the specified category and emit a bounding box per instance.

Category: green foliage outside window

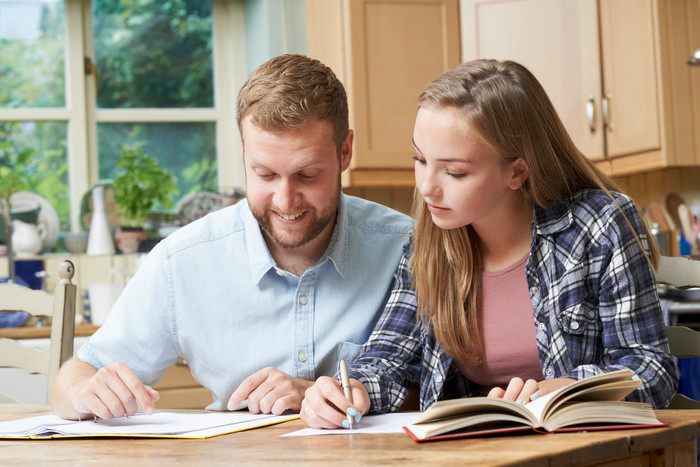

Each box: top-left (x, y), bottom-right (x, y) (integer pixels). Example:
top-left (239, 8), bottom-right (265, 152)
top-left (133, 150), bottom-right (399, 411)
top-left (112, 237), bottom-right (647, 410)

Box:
top-left (0, 0), bottom-right (218, 243)
top-left (0, 122), bottom-right (69, 231)
top-left (0, 1), bottom-right (65, 108)
top-left (92, 0), bottom-right (213, 108)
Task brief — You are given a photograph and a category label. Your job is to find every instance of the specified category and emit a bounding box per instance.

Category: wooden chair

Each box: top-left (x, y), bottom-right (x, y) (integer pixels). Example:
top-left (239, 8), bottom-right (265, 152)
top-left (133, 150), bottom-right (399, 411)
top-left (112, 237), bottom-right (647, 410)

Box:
top-left (0, 260), bottom-right (77, 404)
top-left (655, 255), bottom-right (700, 409)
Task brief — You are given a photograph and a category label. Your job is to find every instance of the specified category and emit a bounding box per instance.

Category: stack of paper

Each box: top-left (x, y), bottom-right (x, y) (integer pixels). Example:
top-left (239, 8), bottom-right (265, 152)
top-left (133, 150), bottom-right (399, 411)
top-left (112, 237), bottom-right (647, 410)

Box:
top-left (0, 411), bottom-right (299, 439)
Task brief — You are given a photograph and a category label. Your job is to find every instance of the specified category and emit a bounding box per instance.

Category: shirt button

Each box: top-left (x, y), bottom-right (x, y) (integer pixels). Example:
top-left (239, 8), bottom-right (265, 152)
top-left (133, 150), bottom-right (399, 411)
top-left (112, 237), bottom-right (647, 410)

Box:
top-left (276, 269), bottom-right (284, 276)
top-left (587, 311), bottom-right (595, 319)
top-left (570, 321), bottom-right (580, 330)
top-left (537, 322), bottom-right (546, 332)
top-left (299, 296), bottom-right (308, 305)
top-left (545, 367), bottom-right (554, 377)
top-left (529, 286), bottom-right (539, 296)
top-left (435, 374), bottom-right (443, 383)
top-left (298, 353), bottom-right (307, 362)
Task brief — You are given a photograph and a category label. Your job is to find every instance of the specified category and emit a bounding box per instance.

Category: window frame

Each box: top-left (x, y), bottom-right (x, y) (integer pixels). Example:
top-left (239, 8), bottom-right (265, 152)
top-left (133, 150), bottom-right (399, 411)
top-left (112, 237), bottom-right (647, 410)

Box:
top-left (0, 0), bottom-right (247, 231)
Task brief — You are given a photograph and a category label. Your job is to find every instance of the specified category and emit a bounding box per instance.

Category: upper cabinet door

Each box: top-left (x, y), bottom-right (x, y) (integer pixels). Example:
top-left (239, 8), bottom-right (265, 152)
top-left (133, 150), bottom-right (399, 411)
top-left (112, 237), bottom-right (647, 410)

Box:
top-left (346, 0), bottom-right (461, 170)
top-left (460, 0), bottom-right (605, 161)
top-left (307, 0), bottom-right (461, 187)
top-left (599, 0), bottom-right (660, 159)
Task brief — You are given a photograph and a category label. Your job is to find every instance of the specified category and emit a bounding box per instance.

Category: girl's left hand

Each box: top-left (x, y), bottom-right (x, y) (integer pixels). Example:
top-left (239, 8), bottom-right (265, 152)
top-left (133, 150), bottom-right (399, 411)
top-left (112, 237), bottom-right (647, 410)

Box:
top-left (487, 377), bottom-right (576, 404)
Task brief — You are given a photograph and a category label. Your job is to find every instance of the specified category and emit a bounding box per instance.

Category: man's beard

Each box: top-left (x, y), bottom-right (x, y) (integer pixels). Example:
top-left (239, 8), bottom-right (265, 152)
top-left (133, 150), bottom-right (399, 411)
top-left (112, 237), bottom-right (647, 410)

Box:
top-left (251, 189), bottom-right (340, 249)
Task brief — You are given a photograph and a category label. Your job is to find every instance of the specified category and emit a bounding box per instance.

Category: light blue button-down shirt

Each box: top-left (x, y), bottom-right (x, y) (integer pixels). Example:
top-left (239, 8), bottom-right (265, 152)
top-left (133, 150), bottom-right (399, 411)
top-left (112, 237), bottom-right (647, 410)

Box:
top-left (78, 194), bottom-right (412, 409)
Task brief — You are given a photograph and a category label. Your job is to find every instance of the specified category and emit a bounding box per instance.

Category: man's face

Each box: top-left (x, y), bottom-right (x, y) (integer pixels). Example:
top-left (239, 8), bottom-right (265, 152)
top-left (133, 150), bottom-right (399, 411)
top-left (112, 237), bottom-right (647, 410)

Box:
top-left (242, 117), bottom-right (352, 250)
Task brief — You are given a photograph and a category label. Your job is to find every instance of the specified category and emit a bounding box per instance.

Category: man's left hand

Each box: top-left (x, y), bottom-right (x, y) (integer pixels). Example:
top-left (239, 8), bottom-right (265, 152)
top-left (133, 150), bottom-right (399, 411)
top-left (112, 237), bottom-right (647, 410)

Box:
top-left (227, 367), bottom-right (312, 414)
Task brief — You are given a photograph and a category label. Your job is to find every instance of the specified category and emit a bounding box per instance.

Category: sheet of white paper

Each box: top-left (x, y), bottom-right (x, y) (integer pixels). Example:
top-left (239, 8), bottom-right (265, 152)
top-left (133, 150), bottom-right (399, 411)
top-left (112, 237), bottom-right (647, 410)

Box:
top-left (0, 414), bottom-right (74, 436)
top-left (282, 413), bottom-right (420, 436)
top-left (0, 412), bottom-right (299, 438)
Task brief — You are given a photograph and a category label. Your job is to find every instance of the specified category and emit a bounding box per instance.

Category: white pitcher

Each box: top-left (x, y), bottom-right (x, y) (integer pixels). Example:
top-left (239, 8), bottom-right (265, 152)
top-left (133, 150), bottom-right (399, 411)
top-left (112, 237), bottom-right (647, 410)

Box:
top-left (11, 220), bottom-right (46, 257)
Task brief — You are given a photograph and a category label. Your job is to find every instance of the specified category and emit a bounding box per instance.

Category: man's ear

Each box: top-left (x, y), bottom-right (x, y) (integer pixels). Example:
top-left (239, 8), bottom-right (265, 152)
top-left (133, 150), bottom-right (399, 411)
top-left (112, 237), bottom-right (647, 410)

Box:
top-left (340, 130), bottom-right (354, 172)
top-left (508, 158), bottom-right (529, 190)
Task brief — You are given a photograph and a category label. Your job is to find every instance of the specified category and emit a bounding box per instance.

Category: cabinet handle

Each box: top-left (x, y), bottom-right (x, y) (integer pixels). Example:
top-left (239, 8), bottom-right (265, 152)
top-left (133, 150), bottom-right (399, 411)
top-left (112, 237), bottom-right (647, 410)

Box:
top-left (586, 94), bottom-right (596, 133)
top-left (602, 91), bottom-right (613, 132)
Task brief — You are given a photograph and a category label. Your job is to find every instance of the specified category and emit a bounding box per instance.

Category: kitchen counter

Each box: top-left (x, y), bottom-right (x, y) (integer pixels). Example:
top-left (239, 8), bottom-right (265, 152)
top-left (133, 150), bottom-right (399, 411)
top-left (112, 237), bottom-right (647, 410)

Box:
top-left (0, 323), bottom-right (99, 340)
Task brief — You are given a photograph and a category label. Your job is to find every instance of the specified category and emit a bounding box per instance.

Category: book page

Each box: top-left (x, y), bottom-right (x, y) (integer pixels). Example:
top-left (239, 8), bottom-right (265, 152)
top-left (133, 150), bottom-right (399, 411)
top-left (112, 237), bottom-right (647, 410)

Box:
top-left (406, 413), bottom-right (533, 440)
top-left (542, 401), bottom-right (660, 431)
top-left (411, 397), bottom-right (537, 426)
top-left (525, 369), bottom-right (638, 422)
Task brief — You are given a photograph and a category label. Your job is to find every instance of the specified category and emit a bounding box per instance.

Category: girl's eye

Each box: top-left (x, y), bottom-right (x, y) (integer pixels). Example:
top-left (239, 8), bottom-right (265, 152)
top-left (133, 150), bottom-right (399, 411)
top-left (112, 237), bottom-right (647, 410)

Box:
top-left (445, 170), bottom-right (466, 179)
top-left (412, 156), bottom-right (425, 164)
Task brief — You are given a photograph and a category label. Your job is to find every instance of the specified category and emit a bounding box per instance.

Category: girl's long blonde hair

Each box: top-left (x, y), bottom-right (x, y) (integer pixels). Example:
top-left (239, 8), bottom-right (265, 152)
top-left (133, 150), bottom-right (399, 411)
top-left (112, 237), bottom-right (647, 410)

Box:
top-left (410, 59), bottom-right (658, 365)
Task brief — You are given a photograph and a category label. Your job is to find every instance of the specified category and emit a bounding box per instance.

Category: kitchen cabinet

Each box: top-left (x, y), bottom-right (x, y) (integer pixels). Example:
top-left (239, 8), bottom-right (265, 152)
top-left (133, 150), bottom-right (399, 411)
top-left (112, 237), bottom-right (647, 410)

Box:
top-left (460, 0), bottom-right (700, 175)
top-left (306, 0), bottom-right (461, 187)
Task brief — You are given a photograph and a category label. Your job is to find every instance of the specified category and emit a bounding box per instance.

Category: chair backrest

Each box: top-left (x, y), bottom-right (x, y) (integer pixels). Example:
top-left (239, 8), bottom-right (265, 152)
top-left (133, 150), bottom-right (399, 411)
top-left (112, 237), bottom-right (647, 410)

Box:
top-left (655, 255), bottom-right (700, 409)
top-left (0, 260), bottom-right (77, 404)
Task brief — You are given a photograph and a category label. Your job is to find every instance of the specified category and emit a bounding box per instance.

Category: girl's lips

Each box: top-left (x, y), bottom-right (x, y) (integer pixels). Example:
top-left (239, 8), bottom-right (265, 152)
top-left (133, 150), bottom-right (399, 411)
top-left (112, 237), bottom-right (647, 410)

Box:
top-left (426, 203), bottom-right (449, 214)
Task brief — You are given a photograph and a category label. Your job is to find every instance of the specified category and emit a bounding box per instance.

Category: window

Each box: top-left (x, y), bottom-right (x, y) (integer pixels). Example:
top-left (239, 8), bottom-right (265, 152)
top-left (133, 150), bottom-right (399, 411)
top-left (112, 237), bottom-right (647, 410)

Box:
top-left (0, 0), bottom-right (246, 239)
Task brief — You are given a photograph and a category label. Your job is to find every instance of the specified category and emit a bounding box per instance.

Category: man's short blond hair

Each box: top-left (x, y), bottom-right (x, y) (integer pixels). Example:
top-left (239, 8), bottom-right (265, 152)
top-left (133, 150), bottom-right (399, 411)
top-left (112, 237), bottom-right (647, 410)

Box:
top-left (236, 54), bottom-right (349, 156)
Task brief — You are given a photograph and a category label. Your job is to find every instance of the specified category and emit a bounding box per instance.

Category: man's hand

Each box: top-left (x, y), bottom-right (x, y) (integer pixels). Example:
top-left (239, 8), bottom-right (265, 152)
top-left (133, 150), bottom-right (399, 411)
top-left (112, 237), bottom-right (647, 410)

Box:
top-left (52, 358), bottom-right (159, 420)
top-left (227, 367), bottom-right (312, 415)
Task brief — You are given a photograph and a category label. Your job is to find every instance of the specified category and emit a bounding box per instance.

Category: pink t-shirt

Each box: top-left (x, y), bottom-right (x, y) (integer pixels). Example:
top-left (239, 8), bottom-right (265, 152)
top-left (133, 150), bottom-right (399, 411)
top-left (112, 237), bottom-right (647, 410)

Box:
top-left (455, 253), bottom-right (542, 395)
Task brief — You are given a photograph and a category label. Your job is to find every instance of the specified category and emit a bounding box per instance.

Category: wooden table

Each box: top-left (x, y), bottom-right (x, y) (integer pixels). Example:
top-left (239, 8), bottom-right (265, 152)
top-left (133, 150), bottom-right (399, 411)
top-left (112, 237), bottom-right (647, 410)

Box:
top-left (1, 406), bottom-right (698, 466)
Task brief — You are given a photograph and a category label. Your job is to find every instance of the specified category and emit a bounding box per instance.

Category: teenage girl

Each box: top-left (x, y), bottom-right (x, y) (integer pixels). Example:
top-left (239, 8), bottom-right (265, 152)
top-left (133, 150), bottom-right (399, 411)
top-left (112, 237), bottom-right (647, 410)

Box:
top-left (301, 59), bottom-right (677, 429)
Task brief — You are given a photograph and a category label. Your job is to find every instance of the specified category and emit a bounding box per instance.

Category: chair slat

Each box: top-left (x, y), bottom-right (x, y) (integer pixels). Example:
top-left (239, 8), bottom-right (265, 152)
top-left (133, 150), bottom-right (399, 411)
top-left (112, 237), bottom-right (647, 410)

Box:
top-left (0, 284), bottom-right (54, 317)
top-left (0, 338), bottom-right (50, 374)
top-left (656, 255), bottom-right (700, 289)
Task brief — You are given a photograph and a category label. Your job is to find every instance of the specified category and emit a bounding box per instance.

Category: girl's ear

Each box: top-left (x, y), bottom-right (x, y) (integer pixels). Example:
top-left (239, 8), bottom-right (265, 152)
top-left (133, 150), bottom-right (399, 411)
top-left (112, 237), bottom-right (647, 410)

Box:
top-left (508, 158), bottom-right (530, 190)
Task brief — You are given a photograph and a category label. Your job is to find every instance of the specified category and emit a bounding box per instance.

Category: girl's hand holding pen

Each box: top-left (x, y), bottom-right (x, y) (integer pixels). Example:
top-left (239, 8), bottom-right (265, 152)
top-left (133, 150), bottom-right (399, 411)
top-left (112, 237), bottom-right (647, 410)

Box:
top-left (301, 376), bottom-right (370, 429)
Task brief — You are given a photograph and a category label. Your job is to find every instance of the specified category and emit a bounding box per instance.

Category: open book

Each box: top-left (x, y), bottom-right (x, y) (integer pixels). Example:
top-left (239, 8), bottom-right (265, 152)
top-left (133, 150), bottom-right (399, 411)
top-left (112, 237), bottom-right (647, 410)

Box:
top-left (404, 369), bottom-right (665, 442)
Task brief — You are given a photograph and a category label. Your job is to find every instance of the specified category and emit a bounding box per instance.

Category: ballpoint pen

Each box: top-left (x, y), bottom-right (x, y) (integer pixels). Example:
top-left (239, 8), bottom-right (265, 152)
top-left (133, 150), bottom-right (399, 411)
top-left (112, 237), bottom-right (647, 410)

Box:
top-left (339, 359), bottom-right (354, 429)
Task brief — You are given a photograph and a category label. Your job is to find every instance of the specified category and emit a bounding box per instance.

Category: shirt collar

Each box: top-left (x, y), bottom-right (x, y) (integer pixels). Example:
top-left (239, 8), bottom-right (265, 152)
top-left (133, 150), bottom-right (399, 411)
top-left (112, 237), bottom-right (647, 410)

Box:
top-left (245, 194), bottom-right (349, 284)
top-left (533, 198), bottom-right (574, 236)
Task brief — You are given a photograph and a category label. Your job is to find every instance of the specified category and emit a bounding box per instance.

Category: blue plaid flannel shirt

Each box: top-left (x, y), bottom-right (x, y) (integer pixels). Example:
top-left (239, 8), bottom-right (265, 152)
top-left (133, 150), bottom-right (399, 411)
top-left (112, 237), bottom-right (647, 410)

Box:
top-left (347, 189), bottom-right (678, 411)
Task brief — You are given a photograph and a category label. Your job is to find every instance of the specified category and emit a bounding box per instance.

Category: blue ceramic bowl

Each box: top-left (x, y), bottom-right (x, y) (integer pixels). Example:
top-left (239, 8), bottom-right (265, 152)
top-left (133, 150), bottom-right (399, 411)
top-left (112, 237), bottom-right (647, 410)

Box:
top-left (0, 276), bottom-right (31, 328)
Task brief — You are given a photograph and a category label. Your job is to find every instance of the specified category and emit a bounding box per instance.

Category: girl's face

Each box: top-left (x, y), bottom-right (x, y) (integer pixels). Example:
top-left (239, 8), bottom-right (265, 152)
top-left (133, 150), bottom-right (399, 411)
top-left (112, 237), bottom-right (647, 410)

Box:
top-left (412, 107), bottom-right (522, 231)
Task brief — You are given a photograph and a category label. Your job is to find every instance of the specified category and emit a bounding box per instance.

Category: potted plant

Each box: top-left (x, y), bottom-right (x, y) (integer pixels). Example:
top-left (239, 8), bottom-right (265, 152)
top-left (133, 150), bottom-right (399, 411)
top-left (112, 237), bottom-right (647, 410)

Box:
top-left (112, 148), bottom-right (178, 253)
top-left (0, 143), bottom-right (35, 281)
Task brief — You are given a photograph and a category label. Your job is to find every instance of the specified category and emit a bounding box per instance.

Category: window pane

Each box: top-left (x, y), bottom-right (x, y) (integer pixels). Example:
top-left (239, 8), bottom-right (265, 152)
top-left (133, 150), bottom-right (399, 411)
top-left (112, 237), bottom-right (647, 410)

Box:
top-left (0, 0), bottom-right (65, 107)
top-left (92, 0), bottom-right (213, 109)
top-left (0, 121), bottom-right (69, 232)
top-left (97, 122), bottom-right (217, 211)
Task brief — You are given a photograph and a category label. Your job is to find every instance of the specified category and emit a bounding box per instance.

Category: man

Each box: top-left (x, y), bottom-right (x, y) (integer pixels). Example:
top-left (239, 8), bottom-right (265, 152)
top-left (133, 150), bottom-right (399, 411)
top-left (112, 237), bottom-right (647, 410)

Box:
top-left (51, 54), bottom-right (412, 420)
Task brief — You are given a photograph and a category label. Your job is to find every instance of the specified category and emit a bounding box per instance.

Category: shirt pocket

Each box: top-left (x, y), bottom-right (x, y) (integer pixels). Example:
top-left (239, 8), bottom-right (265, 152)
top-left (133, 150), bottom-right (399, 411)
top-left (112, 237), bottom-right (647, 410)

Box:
top-left (556, 300), bottom-right (600, 365)
top-left (336, 341), bottom-right (364, 365)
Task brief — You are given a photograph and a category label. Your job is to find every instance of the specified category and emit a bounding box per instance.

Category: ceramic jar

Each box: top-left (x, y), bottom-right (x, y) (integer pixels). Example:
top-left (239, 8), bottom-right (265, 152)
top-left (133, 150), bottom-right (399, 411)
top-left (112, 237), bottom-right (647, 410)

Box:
top-left (11, 220), bottom-right (46, 257)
